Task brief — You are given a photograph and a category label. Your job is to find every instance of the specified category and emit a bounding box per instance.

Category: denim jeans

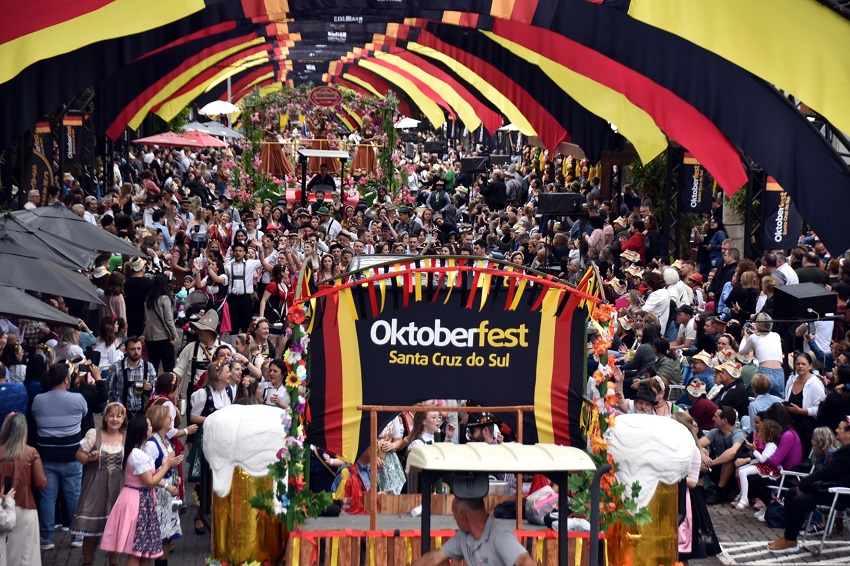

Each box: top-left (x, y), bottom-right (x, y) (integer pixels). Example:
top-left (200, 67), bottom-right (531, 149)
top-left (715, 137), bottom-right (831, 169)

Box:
top-left (759, 365), bottom-right (786, 398)
top-left (39, 460), bottom-right (83, 541)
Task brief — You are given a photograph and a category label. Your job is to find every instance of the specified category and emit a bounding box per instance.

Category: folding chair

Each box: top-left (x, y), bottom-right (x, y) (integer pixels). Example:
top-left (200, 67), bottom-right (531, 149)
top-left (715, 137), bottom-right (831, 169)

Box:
top-left (801, 486), bottom-right (850, 555)
top-left (668, 384), bottom-right (686, 401)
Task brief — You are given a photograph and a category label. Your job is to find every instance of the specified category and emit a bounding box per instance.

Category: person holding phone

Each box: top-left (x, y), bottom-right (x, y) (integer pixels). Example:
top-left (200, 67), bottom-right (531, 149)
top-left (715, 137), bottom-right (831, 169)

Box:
top-left (69, 360), bottom-right (108, 436)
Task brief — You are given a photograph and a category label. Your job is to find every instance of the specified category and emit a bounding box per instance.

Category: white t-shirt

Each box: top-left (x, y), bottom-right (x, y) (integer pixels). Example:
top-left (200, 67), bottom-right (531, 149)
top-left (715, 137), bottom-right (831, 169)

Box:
top-left (739, 332), bottom-right (783, 364)
top-left (678, 318), bottom-right (697, 344)
top-left (93, 339), bottom-right (124, 371)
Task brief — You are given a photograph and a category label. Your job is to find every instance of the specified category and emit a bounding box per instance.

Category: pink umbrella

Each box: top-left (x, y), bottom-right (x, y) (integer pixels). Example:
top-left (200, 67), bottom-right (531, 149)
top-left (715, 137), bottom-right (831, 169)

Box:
top-left (178, 131), bottom-right (228, 148)
top-left (132, 132), bottom-right (200, 147)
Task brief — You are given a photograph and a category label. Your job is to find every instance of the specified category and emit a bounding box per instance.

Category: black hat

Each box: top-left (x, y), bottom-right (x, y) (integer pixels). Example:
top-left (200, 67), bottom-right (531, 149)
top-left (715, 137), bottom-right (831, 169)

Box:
top-left (677, 304), bottom-right (694, 316)
top-left (634, 386), bottom-right (658, 407)
top-left (230, 241), bottom-right (248, 252)
top-left (466, 412), bottom-right (497, 428)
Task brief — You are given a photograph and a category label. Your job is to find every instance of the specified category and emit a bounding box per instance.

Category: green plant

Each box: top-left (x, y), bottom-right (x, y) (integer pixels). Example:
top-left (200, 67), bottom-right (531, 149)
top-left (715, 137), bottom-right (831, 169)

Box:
top-left (626, 153), bottom-right (667, 211)
top-left (167, 107), bottom-right (192, 133)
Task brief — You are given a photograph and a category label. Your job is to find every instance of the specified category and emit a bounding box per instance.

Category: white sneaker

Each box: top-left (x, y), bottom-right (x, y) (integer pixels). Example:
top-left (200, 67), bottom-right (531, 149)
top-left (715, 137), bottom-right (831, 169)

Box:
top-left (40, 537), bottom-right (54, 550)
top-left (754, 508), bottom-right (767, 522)
top-left (70, 535), bottom-right (84, 548)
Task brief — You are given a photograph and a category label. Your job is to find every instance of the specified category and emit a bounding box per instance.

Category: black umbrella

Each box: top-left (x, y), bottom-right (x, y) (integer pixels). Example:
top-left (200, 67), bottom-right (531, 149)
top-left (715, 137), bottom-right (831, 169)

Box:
top-left (0, 285), bottom-right (80, 326)
top-left (0, 213), bottom-right (98, 270)
top-left (13, 205), bottom-right (144, 257)
top-left (0, 236), bottom-right (103, 304)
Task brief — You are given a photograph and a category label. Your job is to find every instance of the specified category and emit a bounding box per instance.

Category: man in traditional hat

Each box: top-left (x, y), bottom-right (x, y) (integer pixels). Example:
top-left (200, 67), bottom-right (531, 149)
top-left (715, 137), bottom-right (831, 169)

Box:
top-left (212, 242), bottom-right (275, 335)
top-left (317, 206), bottom-right (342, 240)
top-left (218, 192), bottom-right (241, 224)
top-left (631, 385), bottom-right (659, 415)
top-left (174, 310), bottom-right (232, 398)
top-left (712, 362), bottom-right (750, 423)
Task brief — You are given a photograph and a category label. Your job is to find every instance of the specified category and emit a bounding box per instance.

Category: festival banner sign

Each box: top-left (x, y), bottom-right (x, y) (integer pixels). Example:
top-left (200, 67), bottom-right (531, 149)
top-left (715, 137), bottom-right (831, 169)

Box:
top-left (63, 114), bottom-right (83, 163)
top-left (679, 152), bottom-right (714, 213)
top-left (305, 264), bottom-right (592, 463)
top-left (762, 176), bottom-right (802, 250)
top-left (27, 122), bottom-right (55, 203)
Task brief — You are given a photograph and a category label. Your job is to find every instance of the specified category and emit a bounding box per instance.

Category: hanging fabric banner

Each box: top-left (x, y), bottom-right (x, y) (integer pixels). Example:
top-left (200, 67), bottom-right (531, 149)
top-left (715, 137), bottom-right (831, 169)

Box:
top-left (679, 152), bottom-right (714, 213)
top-left (762, 176), bottom-right (802, 250)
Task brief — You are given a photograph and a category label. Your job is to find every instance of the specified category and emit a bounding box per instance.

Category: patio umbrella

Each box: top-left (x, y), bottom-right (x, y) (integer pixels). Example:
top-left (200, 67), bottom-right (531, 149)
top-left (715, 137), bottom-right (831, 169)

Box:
top-left (13, 206), bottom-right (144, 257)
top-left (178, 131), bottom-right (227, 148)
top-left (199, 100), bottom-right (239, 116)
top-left (0, 237), bottom-right (103, 303)
top-left (0, 213), bottom-right (98, 270)
top-left (0, 285), bottom-right (80, 326)
top-left (131, 131), bottom-right (196, 148)
top-left (201, 122), bottom-right (243, 139)
top-left (394, 117), bottom-right (421, 129)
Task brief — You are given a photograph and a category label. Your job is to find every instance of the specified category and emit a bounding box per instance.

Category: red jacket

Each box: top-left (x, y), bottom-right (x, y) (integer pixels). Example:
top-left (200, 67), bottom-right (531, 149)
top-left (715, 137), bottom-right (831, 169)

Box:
top-left (623, 232), bottom-right (647, 264)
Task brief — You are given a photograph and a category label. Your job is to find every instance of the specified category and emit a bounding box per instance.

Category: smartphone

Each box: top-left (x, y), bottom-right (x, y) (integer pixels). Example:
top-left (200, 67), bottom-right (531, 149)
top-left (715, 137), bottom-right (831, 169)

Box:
top-left (78, 364), bottom-right (89, 375)
top-left (3, 477), bottom-right (12, 494)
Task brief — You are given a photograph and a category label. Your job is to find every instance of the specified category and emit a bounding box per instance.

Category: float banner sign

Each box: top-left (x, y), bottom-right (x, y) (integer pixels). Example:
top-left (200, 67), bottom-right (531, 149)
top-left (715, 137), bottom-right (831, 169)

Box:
top-left (762, 176), bottom-right (802, 249)
top-left (679, 152), bottom-right (714, 213)
top-left (309, 86), bottom-right (343, 107)
top-left (306, 284), bottom-right (587, 462)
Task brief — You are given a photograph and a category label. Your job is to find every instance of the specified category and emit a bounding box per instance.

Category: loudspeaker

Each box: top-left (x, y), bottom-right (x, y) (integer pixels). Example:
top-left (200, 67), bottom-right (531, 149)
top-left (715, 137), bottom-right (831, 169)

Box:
top-left (537, 193), bottom-right (582, 215)
top-left (424, 141), bottom-right (446, 154)
top-left (460, 156), bottom-right (489, 173)
top-left (773, 282), bottom-right (837, 320)
top-left (489, 155), bottom-right (511, 168)
top-left (399, 132), bottom-right (417, 143)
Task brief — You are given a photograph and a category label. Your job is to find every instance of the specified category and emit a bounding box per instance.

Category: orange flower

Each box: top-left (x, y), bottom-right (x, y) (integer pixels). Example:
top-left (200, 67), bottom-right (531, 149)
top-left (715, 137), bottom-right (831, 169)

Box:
top-left (593, 304), bottom-right (615, 323)
top-left (604, 393), bottom-right (619, 408)
top-left (592, 338), bottom-right (610, 357)
top-left (606, 414), bottom-right (617, 428)
top-left (289, 475), bottom-right (306, 492)
top-left (593, 370), bottom-right (606, 385)
top-left (589, 435), bottom-right (609, 454)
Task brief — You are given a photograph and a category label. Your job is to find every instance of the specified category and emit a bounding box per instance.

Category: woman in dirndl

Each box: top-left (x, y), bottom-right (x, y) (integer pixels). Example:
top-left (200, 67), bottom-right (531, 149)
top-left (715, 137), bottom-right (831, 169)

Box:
top-left (100, 414), bottom-right (183, 566)
top-left (145, 405), bottom-right (183, 564)
top-left (377, 415), bottom-right (407, 494)
top-left (70, 402), bottom-right (127, 566)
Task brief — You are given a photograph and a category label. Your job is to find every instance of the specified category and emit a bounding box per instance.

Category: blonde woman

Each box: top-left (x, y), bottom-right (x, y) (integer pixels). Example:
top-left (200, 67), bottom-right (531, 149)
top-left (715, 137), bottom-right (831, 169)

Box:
top-left (71, 402), bottom-right (127, 566)
top-left (144, 405), bottom-right (182, 558)
top-left (0, 413), bottom-right (48, 565)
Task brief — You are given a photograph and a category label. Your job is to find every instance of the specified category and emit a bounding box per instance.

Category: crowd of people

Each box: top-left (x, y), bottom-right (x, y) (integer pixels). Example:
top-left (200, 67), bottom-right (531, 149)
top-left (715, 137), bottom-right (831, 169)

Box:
top-left (1, 126), bottom-right (849, 564)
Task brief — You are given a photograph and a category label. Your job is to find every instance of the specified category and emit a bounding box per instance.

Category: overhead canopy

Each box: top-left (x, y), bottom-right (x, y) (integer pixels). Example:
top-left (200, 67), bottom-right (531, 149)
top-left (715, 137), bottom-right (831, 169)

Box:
top-left (405, 443), bottom-right (596, 474)
top-left (3, 1), bottom-right (850, 250)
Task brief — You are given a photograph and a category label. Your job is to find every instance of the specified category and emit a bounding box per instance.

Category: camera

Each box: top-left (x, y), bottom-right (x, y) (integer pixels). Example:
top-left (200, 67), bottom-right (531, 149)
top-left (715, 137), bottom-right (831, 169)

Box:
top-left (172, 498), bottom-right (184, 510)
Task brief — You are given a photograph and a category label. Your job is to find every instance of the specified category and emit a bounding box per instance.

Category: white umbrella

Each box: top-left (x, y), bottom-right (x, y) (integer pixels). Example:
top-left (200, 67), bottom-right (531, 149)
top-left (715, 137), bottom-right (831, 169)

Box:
top-left (394, 117), bottom-right (421, 129)
top-left (498, 123), bottom-right (519, 132)
top-left (199, 100), bottom-right (240, 116)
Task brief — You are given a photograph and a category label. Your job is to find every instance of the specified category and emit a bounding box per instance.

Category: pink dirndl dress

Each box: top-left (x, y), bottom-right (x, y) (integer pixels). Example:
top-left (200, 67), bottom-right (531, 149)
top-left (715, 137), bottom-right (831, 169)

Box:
top-left (100, 448), bottom-right (163, 559)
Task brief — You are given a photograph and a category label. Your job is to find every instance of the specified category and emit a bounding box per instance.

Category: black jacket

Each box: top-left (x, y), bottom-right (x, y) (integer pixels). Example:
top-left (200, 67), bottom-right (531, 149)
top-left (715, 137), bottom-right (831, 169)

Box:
top-left (715, 379), bottom-right (750, 421)
top-left (799, 443), bottom-right (850, 492)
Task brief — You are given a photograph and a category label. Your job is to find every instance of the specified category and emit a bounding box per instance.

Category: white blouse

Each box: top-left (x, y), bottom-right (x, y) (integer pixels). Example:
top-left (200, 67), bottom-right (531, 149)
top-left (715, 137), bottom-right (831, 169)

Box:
top-left (127, 448), bottom-right (155, 475)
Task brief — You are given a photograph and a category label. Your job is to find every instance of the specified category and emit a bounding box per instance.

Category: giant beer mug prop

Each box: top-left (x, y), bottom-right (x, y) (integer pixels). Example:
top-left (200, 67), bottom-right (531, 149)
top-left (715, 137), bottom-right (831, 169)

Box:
top-left (606, 415), bottom-right (695, 566)
top-left (203, 405), bottom-right (287, 563)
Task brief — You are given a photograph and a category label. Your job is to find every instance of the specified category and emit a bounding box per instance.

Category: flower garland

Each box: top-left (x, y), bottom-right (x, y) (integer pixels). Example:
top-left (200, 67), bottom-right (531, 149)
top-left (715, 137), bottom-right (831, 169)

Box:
top-left (249, 302), bottom-right (333, 531)
top-left (569, 303), bottom-right (650, 532)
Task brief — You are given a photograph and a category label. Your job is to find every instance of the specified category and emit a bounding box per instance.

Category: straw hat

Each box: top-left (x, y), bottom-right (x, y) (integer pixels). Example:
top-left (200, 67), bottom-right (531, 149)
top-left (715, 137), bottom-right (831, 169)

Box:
top-left (692, 350), bottom-right (714, 367)
top-left (620, 250), bottom-right (641, 263)
top-left (625, 265), bottom-right (644, 278)
top-left (715, 361), bottom-right (742, 379)
top-left (686, 379), bottom-right (707, 397)
top-left (607, 278), bottom-right (627, 296)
